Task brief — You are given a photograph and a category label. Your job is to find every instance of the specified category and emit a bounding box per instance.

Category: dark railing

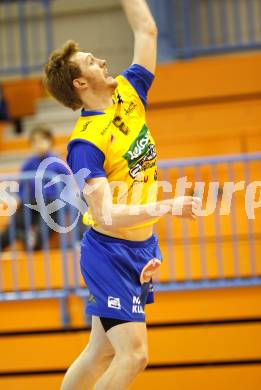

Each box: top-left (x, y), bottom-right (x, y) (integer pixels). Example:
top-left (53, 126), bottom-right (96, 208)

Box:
top-left (149, 0), bottom-right (261, 60)
top-left (0, 0), bottom-right (53, 76)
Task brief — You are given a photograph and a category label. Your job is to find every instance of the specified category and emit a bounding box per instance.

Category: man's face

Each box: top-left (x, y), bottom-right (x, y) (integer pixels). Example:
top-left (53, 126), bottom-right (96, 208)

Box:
top-left (71, 51), bottom-right (117, 93)
top-left (31, 134), bottom-right (52, 157)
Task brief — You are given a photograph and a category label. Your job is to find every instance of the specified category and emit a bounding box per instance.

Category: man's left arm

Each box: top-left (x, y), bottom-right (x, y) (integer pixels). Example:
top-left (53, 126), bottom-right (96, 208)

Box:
top-left (121, 0), bottom-right (157, 75)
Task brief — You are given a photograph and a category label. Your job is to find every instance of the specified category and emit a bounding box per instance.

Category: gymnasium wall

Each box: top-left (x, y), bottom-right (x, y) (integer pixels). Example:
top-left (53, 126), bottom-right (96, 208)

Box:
top-left (0, 0), bottom-right (133, 80)
top-left (0, 50), bottom-right (261, 389)
top-left (147, 51), bottom-right (261, 158)
top-left (2, 0), bottom-right (261, 80)
top-left (1, 288), bottom-right (261, 389)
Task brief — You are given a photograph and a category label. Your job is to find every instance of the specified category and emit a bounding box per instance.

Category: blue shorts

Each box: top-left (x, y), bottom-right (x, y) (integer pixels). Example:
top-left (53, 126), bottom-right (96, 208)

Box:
top-left (80, 228), bottom-right (162, 322)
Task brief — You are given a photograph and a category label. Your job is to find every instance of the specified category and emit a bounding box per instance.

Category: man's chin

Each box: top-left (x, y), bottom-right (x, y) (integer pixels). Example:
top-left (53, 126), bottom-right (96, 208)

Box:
top-left (107, 76), bottom-right (118, 88)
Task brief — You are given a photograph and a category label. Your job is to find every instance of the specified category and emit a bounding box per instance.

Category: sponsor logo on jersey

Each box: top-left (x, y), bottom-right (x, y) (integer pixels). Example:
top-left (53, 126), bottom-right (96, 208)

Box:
top-left (100, 120), bottom-right (112, 136)
top-left (132, 296), bottom-right (145, 314)
top-left (124, 125), bottom-right (149, 167)
top-left (113, 116), bottom-right (130, 135)
top-left (87, 294), bottom-right (97, 304)
top-left (133, 172), bottom-right (145, 183)
top-left (80, 121), bottom-right (91, 132)
top-left (124, 102), bottom-right (137, 116)
top-left (108, 296), bottom-right (121, 310)
top-left (122, 124), bottom-right (157, 179)
top-left (129, 144), bottom-right (157, 179)
top-left (117, 93), bottom-right (124, 104)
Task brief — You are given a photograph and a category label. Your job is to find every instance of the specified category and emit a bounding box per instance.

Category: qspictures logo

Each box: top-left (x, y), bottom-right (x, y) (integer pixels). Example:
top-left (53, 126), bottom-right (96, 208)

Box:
top-left (1, 156), bottom-right (260, 233)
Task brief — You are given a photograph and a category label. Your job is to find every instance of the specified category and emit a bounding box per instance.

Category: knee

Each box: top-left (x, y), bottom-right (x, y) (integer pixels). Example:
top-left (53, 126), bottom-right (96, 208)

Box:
top-left (118, 345), bottom-right (148, 374)
top-left (133, 347), bottom-right (148, 372)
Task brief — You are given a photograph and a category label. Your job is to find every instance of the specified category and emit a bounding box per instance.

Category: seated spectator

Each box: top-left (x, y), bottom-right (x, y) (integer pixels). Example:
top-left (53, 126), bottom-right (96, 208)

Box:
top-left (0, 84), bottom-right (10, 122)
top-left (0, 125), bottom-right (70, 251)
top-left (0, 84), bottom-right (23, 133)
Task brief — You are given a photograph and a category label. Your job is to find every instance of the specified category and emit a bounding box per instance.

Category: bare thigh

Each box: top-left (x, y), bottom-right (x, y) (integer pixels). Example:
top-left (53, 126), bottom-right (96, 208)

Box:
top-left (107, 321), bottom-right (148, 356)
top-left (86, 316), bottom-right (114, 359)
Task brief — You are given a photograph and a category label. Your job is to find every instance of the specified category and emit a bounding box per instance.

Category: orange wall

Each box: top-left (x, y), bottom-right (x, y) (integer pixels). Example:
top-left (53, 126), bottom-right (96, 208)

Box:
top-left (150, 52), bottom-right (261, 104)
top-left (2, 78), bottom-right (45, 118)
top-left (147, 52), bottom-right (261, 159)
top-left (1, 288), bottom-right (261, 389)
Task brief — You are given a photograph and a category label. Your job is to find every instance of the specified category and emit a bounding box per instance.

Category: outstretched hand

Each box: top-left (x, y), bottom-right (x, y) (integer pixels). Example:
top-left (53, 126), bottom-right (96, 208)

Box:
top-left (170, 196), bottom-right (202, 220)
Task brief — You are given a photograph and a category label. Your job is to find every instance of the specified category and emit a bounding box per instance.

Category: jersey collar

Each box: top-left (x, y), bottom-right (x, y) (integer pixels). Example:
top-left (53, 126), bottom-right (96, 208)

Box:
top-left (81, 94), bottom-right (122, 117)
top-left (81, 108), bottom-right (104, 117)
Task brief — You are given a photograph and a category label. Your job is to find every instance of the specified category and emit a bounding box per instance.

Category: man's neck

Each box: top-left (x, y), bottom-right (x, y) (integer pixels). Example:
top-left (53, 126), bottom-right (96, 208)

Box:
top-left (82, 90), bottom-right (114, 112)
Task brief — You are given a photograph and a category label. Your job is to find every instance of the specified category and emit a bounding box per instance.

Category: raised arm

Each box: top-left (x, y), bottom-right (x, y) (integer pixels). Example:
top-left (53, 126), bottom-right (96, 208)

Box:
top-left (121, 0), bottom-right (158, 74)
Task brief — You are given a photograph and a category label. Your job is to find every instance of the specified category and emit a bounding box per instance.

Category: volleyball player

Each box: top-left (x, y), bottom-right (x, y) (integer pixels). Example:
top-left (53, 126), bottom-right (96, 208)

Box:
top-left (44, 1), bottom-right (201, 388)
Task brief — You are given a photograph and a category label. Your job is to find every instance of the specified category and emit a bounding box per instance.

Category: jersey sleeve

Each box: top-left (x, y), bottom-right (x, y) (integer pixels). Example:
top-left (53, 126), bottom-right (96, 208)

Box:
top-left (67, 140), bottom-right (106, 190)
top-left (121, 64), bottom-right (155, 109)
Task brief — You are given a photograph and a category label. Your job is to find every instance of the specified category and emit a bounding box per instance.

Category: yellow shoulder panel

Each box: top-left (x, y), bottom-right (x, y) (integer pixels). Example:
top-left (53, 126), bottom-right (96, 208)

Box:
top-left (115, 75), bottom-right (144, 110)
top-left (69, 115), bottom-right (112, 155)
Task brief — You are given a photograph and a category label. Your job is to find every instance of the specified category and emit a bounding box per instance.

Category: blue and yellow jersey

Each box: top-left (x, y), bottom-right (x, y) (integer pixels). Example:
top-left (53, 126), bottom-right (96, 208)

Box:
top-left (67, 64), bottom-right (158, 230)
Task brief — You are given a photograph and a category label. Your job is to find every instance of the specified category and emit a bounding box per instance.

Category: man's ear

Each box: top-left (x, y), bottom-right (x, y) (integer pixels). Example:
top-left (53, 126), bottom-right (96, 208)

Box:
top-left (73, 77), bottom-right (88, 90)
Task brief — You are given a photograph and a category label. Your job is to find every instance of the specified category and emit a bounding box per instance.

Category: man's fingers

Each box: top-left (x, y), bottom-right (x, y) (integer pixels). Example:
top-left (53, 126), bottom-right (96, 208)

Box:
top-left (192, 201), bottom-right (202, 209)
top-left (172, 196), bottom-right (202, 219)
top-left (183, 196), bottom-right (202, 206)
top-left (192, 196), bottom-right (202, 205)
